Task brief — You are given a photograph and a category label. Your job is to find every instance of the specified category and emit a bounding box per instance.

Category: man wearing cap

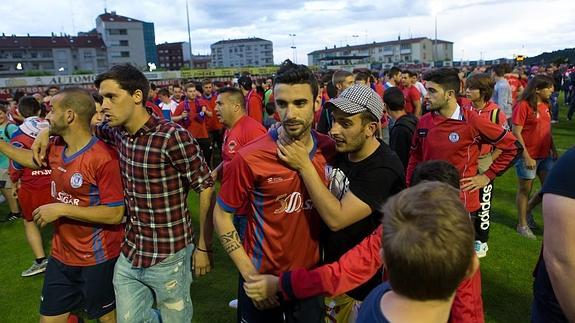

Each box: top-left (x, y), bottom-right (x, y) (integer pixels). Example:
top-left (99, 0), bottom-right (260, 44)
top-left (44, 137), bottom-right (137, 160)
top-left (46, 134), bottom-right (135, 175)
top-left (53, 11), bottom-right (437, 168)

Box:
top-left (274, 84), bottom-right (405, 322)
top-left (238, 75), bottom-right (264, 124)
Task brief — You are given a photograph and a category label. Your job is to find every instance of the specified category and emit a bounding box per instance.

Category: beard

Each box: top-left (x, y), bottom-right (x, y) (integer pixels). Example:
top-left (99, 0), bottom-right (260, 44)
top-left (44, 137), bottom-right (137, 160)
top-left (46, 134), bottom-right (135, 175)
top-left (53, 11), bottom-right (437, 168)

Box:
top-left (282, 119), bottom-right (312, 140)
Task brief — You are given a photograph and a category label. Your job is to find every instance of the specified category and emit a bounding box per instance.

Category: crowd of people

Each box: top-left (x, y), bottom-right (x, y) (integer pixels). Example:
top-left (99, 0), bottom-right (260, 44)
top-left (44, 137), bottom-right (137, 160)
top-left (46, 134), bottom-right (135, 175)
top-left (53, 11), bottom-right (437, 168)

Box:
top-left (0, 59), bottom-right (573, 323)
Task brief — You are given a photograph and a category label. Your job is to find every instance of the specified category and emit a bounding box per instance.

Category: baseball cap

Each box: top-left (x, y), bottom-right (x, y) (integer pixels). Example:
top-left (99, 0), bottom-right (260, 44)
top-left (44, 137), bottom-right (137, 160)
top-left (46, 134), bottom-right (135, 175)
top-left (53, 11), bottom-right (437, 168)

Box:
top-left (237, 75), bottom-right (252, 91)
top-left (326, 84), bottom-right (384, 120)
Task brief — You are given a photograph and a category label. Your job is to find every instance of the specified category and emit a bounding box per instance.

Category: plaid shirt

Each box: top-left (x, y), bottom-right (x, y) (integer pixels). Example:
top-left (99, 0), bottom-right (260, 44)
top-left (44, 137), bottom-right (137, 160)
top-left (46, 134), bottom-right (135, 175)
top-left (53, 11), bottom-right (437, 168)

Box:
top-left (96, 114), bottom-right (213, 268)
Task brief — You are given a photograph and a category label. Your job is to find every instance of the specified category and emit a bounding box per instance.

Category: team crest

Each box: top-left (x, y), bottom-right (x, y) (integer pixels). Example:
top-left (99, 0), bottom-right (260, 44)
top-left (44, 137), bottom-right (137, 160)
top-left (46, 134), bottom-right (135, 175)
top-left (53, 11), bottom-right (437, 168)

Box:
top-left (227, 140), bottom-right (238, 153)
top-left (70, 172), bottom-right (83, 188)
top-left (448, 132), bottom-right (460, 143)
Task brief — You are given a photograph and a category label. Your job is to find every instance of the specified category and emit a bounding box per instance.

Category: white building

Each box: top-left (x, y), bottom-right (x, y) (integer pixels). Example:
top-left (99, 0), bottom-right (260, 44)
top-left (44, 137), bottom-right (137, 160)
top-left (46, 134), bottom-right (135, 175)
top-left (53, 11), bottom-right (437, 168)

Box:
top-left (210, 38), bottom-right (273, 68)
top-left (308, 37), bottom-right (453, 69)
top-left (96, 11), bottom-right (157, 68)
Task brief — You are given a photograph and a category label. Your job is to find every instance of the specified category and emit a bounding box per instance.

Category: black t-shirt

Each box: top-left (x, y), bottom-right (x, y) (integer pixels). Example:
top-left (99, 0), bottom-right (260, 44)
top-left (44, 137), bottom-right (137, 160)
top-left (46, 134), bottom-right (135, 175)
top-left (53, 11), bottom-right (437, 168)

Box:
top-left (322, 141), bottom-right (405, 300)
top-left (533, 147), bottom-right (575, 321)
top-left (389, 114), bottom-right (418, 170)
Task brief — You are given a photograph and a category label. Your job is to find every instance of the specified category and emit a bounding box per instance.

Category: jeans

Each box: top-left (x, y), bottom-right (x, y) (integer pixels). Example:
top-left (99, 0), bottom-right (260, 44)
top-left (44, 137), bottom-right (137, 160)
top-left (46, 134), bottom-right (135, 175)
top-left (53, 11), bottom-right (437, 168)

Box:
top-left (550, 91), bottom-right (559, 121)
top-left (113, 244), bottom-right (194, 323)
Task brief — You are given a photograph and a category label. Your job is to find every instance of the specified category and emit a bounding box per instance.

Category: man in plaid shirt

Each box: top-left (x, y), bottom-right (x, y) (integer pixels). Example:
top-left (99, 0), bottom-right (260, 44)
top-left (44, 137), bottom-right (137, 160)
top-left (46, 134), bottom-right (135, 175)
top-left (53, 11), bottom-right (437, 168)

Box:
top-left (35, 64), bottom-right (215, 323)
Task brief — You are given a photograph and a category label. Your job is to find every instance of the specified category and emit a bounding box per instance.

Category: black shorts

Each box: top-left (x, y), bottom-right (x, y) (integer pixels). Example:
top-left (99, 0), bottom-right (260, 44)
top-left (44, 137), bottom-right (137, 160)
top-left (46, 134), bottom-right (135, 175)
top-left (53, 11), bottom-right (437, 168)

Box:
top-left (40, 257), bottom-right (117, 320)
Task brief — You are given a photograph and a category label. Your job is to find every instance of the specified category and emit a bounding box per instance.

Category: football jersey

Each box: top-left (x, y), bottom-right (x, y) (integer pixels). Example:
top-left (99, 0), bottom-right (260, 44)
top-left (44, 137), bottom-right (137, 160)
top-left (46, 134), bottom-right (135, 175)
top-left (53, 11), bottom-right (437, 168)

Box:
top-left (407, 106), bottom-right (519, 212)
top-left (48, 136), bottom-right (124, 266)
top-left (203, 94), bottom-right (223, 131)
top-left (217, 128), bottom-right (336, 275)
top-left (512, 100), bottom-right (552, 159)
top-left (10, 117), bottom-right (52, 188)
top-left (402, 86), bottom-right (420, 114)
top-left (173, 99), bottom-right (209, 139)
top-left (245, 89), bottom-right (263, 124)
top-left (221, 115), bottom-right (266, 165)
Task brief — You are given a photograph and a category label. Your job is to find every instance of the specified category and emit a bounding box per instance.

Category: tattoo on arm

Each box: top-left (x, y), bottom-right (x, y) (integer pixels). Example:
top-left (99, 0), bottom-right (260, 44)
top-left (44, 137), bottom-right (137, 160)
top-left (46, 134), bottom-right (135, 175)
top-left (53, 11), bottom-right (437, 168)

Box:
top-left (220, 231), bottom-right (242, 254)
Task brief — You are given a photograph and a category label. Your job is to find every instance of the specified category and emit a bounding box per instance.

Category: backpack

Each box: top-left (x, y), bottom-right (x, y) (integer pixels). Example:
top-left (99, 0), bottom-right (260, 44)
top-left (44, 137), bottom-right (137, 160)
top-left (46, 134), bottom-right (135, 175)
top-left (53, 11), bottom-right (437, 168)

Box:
top-left (1, 122), bottom-right (18, 142)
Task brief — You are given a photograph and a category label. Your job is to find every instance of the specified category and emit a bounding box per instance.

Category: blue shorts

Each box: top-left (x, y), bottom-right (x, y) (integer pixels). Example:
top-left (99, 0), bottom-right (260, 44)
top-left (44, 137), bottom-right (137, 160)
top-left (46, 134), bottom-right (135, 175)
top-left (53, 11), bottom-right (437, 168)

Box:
top-left (40, 257), bottom-right (117, 320)
top-left (515, 156), bottom-right (554, 180)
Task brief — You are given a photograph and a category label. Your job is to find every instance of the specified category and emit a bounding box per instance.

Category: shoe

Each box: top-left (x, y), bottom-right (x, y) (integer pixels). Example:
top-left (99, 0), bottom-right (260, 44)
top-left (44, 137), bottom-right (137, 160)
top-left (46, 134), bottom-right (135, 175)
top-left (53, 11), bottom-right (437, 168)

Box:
top-left (474, 241), bottom-right (488, 258)
top-left (551, 120), bottom-right (559, 124)
top-left (517, 225), bottom-right (536, 240)
top-left (527, 213), bottom-right (538, 230)
top-left (3, 212), bottom-right (21, 222)
top-left (21, 259), bottom-right (48, 277)
top-left (228, 299), bottom-right (238, 309)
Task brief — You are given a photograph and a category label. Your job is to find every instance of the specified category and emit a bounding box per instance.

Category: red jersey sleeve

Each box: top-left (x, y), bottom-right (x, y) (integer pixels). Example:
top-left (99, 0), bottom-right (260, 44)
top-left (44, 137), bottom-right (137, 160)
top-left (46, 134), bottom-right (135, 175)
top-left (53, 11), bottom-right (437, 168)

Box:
top-left (279, 225), bottom-right (383, 300)
top-left (512, 101), bottom-right (529, 127)
top-left (471, 113), bottom-right (522, 180)
top-left (217, 152), bottom-right (254, 214)
top-left (451, 269), bottom-right (485, 323)
top-left (95, 151), bottom-right (124, 206)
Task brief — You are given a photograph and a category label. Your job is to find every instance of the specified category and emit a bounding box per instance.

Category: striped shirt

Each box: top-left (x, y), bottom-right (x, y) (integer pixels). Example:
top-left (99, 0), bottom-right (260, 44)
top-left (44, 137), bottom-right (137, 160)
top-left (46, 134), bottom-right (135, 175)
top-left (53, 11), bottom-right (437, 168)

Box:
top-left (95, 114), bottom-right (214, 268)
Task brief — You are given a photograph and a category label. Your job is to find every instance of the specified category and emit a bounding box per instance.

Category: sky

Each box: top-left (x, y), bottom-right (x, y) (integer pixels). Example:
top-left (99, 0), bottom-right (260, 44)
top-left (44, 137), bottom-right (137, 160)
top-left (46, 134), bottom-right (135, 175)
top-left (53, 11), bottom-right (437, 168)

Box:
top-left (1, 0), bottom-right (574, 65)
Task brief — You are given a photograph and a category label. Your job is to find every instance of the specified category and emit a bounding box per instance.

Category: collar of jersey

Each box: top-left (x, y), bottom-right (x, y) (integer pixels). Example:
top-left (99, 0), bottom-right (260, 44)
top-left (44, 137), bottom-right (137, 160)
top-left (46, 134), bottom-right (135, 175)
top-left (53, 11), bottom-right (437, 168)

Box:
top-left (270, 127), bottom-right (319, 159)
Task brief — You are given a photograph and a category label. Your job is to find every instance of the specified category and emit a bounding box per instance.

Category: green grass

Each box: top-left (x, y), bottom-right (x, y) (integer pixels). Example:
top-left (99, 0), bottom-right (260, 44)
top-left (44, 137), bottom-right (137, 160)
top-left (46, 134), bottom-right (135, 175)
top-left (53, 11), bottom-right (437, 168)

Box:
top-left (0, 99), bottom-right (573, 323)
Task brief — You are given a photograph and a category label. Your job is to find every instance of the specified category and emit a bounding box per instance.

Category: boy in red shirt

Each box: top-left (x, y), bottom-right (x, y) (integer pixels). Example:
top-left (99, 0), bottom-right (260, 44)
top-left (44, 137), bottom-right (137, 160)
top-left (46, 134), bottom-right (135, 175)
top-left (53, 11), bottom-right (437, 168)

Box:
top-left (173, 83), bottom-right (212, 163)
top-left (10, 96), bottom-right (52, 277)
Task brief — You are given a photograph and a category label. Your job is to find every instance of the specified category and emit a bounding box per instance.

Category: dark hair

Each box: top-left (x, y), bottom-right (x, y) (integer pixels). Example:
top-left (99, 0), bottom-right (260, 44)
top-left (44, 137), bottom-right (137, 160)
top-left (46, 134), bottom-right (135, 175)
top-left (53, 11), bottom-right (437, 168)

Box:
top-left (354, 70), bottom-right (371, 83)
top-left (388, 67), bottom-right (402, 78)
top-left (91, 92), bottom-right (103, 105)
top-left (411, 160), bottom-right (461, 189)
top-left (326, 81), bottom-right (338, 99)
top-left (492, 64), bottom-right (506, 77)
top-left (202, 79), bottom-right (212, 86)
top-left (150, 83), bottom-right (157, 91)
top-left (265, 102), bottom-right (276, 115)
top-left (0, 100), bottom-right (9, 113)
top-left (381, 181), bottom-right (474, 301)
top-left (94, 64), bottom-right (149, 105)
top-left (518, 74), bottom-right (554, 112)
top-left (274, 59), bottom-right (318, 99)
top-left (423, 68), bottom-right (461, 94)
top-left (18, 96), bottom-right (42, 118)
top-left (217, 86), bottom-right (245, 110)
top-left (157, 88), bottom-right (170, 97)
top-left (403, 70), bottom-right (417, 78)
top-left (55, 88), bottom-right (96, 126)
top-left (383, 87), bottom-right (405, 111)
top-left (466, 73), bottom-right (494, 102)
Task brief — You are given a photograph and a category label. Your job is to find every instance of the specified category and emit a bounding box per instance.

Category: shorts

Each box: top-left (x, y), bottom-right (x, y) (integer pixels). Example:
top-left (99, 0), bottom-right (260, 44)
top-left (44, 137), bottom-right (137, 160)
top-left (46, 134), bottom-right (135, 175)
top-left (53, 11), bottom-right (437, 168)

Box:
top-left (0, 168), bottom-right (14, 189)
top-left (19, 185), bottom-right (53, 221)
top-left (40, 257), bottom-right (118, 320)
top-left (515, 156), bottom-right (554, 180)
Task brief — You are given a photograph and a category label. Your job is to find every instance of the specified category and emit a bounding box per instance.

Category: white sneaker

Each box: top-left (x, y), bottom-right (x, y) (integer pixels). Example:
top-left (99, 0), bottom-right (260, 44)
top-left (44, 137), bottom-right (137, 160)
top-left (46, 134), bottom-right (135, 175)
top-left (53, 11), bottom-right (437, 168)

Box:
top-left (474, 241), bottom-right (488, 258)
top-left (517, 225), bottom-right (536, 240)
top-left (228, 299), bottom-right (238, 309)
top-left (21, 259), bottom-right (48, 277)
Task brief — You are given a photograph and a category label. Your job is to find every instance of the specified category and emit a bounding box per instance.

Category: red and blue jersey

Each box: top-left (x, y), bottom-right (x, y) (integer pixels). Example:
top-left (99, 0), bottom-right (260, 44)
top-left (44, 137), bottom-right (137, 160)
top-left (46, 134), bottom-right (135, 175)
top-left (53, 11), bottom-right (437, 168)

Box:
top-left (10, 117), bottom-right (52, 188)
top-left (47, 136), bottom-right (125, 266)
top-left (217, 128), bottom-right (335, 275)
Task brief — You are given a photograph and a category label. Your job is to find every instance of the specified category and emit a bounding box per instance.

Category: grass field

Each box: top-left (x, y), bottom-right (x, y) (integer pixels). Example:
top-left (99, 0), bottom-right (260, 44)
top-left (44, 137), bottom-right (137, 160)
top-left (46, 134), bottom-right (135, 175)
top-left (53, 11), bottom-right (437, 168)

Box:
top-left (0, 99), bottom-right (573, 323)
